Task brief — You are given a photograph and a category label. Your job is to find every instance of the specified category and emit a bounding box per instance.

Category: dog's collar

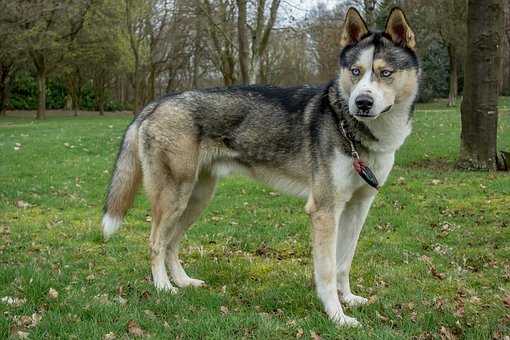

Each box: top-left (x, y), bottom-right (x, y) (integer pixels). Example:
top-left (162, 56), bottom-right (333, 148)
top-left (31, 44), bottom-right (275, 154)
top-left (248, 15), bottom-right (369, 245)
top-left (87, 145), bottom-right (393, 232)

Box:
top-left (338, 120), bottom-right (380, 190)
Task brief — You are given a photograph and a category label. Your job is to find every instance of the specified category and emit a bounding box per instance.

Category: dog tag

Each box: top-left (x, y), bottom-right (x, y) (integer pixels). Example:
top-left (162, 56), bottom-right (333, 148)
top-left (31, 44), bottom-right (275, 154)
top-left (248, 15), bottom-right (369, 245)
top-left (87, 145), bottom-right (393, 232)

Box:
top-left (353, 159), bottom-right (379, 190)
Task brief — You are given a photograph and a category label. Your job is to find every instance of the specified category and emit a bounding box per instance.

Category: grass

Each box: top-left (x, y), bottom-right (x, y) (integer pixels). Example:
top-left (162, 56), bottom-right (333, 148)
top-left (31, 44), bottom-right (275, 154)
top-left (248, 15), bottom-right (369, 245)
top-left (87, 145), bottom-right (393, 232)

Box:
top-left (0, 100), bottom-right (509, 339)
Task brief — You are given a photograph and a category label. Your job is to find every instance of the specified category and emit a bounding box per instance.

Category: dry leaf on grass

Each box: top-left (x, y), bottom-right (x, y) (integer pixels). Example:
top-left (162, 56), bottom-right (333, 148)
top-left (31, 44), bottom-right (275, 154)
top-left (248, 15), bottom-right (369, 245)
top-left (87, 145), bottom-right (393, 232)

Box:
top-left (103, 332), bottom-right (117, 340)
top-left (1, 296), bottom-right (26, 307)
top-left (430, 267), bottom-right (446, 280)
top-left (503, 295), bottom-right (510, 308)
top-left (310, 331), bottom-right (321, 340)
top-left (127, 320), bottom-right (144, 337)
top-left (439, 326), bottom-right (458, 340)
top-left (48, 288), bottom-right (59, 300)
top-left (15, 200), bottom-right (31, 209)
top-left (16, 331), bottom-right (30, 339)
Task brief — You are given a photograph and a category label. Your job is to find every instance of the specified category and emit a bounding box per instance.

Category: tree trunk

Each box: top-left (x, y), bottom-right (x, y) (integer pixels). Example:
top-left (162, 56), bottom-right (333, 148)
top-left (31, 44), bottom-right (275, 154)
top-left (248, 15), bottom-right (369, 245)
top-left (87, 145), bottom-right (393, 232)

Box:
top-left (458, 0), bottom-right (503, 170)
top-left (95, 74), bottom-right (106, 115)
top-left (236, 0), bottom-right (249, 84)
top-left (36, 69), bottom-right (47, 120)
top-left (505, 0), bottom-right (510, 93)
top-left (148, 64), bottom-right (156, 101)
top-left (447, 44), bottom-right (458, 107)
top-left (0, 63), bottom-right (12, 116)
top-left (68, 72), bottom-right (81, 117)
top-left (363, 0), bottom-right (377, 27)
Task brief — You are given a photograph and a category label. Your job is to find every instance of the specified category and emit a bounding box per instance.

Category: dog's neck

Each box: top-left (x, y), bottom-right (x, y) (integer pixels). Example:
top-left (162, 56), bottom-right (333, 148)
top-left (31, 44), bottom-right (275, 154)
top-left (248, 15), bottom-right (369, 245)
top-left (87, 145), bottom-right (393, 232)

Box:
top-left (327, 81), bottom-right (414, 154)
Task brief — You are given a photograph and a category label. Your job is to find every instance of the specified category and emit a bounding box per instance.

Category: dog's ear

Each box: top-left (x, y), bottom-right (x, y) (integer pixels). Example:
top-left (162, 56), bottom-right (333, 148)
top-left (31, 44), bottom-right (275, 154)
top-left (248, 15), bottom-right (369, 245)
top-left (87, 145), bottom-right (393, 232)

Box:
top-left (340, 8), bottom-right (369, 47)
top-left (384, 8), bottom-right (416, 50)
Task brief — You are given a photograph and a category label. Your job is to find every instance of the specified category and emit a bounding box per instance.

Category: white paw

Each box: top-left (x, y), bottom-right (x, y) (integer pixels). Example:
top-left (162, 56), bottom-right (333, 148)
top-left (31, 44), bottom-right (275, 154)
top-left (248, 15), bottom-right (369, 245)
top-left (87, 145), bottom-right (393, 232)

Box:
top-left (174, 277), bottom-right (206, 288)
top-left (331, 313), bottom-right (361, 327)
top-left (341, 293), bottom-right (368, 308)
top-left (154, 279), bottom-right (178, 294)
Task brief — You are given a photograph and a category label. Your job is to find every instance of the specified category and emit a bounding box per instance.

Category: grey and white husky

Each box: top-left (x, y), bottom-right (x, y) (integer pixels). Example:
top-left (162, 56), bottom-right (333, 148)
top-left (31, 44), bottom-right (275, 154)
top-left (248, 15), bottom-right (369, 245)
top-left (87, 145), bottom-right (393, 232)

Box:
top-left (102, 8), bottom-right (419, 326)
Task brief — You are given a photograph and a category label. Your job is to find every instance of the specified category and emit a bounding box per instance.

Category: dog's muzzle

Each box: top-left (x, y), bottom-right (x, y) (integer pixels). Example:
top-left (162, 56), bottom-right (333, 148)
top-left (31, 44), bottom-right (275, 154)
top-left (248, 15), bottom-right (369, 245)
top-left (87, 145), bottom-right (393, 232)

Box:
top-left (354, 94), bottom-right (376, 118)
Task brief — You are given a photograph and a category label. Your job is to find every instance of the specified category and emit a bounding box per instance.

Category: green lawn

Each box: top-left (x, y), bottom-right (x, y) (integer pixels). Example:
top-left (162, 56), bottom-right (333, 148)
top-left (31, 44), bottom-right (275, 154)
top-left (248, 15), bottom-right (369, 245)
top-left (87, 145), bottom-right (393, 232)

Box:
top-left (1, 101), bottom-right (509, 339)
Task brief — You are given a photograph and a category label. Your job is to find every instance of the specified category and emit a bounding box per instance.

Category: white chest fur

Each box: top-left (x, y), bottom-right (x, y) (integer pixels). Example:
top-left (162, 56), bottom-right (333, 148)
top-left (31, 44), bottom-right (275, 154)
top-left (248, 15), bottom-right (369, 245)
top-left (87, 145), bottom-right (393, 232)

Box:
top-left (331, 149), bottom-right (395, 200)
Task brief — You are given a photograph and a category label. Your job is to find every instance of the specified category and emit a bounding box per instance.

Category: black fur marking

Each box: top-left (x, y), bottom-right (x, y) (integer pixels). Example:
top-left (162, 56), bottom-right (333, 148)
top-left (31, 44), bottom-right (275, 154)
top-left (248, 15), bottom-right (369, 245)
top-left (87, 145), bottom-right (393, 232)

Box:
top-left (340, 32), bottom-right (419, 70)
top-left (190, 85), bottom-right (322, 164)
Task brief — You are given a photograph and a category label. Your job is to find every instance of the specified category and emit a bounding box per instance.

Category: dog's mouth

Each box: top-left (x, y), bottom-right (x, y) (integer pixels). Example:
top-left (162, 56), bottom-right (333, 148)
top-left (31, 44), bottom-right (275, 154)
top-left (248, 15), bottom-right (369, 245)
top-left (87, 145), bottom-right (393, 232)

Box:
top-left (354, 110), bottom-right (378, 119)
top-left (353, 105), bottom-right (393, 119)
top-left (380, 105), bottom-right (393, 114)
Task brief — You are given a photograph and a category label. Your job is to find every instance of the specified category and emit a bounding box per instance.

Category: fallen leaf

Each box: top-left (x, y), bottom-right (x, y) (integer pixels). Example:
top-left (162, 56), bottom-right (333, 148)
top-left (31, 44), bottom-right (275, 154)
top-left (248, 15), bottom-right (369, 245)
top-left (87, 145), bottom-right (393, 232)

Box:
top-left (48, 288), bottom-right (59, 300)
top-left (220, 306), bottom-right (229, 315)
top-left (1, 296), bottom-right (26, 307)
top-left (430, 267), bottom-right (446, 280)
top-left (103, 332), bottom-right (116, 340)
top-left (376, 311), bottom-right (389, 322)
top-left (502, 295), bottom-right (510, 308)
top-left (114, 296), bottom-right (127, 305)
top-left (15, 200), bottom-right (31, 209)
top-left (16, 331), bottom-right (30, 339)
top-left (439, 325), bottom-right (457, 340)
top-left (310, 331), bottom-right (321, 340)
top-left (127, 320), bottom-right (144, 337)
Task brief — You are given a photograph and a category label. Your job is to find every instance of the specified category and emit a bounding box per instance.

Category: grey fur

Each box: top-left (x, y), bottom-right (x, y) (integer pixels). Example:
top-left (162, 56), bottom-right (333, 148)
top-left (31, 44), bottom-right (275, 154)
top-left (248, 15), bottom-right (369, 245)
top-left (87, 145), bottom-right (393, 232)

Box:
top-left (101, 7), bottom-right (420, 326)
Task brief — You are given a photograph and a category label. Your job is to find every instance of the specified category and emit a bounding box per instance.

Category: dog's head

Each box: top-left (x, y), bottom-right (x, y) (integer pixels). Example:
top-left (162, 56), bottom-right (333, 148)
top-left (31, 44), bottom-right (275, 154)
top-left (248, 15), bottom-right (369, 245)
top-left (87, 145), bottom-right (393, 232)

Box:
top-left (337, 8), bottom-right (419, 121)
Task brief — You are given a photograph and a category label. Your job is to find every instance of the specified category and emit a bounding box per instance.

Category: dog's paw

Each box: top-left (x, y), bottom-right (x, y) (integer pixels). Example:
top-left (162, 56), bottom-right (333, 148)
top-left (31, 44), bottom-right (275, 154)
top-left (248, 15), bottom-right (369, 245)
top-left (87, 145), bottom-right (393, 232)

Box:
top-left (154, 280), bottom-right (178, 294)
top-left (341, 293), bottom-right (368, 308)
top-left (174, 277), bottom-right (206, 288)
top-left (331, 313), bottom-right (361, 327)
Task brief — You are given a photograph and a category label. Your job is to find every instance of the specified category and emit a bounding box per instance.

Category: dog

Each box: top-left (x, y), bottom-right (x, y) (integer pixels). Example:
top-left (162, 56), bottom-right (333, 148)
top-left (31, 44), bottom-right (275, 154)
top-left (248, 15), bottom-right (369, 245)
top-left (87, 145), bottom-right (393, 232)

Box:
top-left (101, 7), bottom-right (419, 327)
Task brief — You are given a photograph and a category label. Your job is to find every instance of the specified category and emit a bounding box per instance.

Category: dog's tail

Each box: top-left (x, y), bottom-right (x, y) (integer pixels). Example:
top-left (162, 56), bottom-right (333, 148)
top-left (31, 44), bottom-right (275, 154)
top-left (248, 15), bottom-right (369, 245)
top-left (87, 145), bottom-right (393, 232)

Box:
top-left (101, 120), bottom-right (142, 240)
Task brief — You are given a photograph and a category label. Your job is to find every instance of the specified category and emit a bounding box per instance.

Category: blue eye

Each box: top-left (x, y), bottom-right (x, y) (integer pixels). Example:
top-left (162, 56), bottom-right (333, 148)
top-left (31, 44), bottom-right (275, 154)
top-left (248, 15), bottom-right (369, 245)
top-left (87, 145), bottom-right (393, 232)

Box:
top-left (381, 70), bottom-right (393, 77)
top-left (351, 68), bottom-right (361, 76)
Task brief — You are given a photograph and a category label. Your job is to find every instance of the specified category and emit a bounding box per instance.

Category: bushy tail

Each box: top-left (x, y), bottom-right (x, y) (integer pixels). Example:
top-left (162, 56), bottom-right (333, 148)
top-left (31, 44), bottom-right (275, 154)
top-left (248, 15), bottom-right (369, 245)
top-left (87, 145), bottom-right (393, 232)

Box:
top-left (102, 121), bottom-right (142, 240)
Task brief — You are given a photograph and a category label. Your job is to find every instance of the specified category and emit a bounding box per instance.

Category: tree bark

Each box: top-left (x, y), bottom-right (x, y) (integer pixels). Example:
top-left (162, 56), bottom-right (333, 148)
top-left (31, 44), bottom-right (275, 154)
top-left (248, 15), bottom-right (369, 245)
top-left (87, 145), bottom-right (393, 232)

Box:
top-left (505, 0), bottom-right (510, 93)
top-left (236, 0), bottom-right (281, 85)
top-left (0, 63), bottom-right (12, 116)
top-left (148, 63), bottom-right (156, 102)
top-left (36, 69), bottom-right (47, 120)
top-left (237, 0), bottom-right (249, 84)
top-left (94, 73), bottom-right (106, 115)
top-left (458, 0), bottom-right (503, 170)
top-left (447, 44), bottom-right (458, 107)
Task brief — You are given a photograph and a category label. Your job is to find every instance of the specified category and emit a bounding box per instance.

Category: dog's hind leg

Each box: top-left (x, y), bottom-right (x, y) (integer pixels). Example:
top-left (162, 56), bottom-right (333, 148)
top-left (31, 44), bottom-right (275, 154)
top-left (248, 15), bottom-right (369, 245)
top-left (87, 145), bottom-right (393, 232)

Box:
top-left (166, 171), bottom-right (217, 288)
top-left (143, 146), bottom-right (198, 293)
top-left (147, 179), bottom-right (195, 293)
top-left (336, 187), bottom-right (376, 307)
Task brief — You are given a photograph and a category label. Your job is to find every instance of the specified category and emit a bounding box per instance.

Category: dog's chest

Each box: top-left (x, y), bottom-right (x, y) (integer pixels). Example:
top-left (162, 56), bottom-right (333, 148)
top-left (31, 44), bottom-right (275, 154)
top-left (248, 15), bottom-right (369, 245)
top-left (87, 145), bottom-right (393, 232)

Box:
top-left (331, 149), bottom-right (395, 196)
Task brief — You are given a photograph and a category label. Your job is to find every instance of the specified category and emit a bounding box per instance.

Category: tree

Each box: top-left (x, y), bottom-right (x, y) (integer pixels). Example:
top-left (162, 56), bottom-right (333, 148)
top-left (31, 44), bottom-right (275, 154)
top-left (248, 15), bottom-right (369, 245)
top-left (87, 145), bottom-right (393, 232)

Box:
top-left (124, 0), bottom-right (151, 113)
top-left (504, 0), bottom-right (510, 94)
top-left (198, 0), bottom-right (238, 86)
top-left (8, 0), bottom-right (92, 119)
top-left (458, 0), bottom-right (504, 170)
top-left (236, 0), bottom-right (281, 84)
top-left (0, 22), bottom-right (16, 116)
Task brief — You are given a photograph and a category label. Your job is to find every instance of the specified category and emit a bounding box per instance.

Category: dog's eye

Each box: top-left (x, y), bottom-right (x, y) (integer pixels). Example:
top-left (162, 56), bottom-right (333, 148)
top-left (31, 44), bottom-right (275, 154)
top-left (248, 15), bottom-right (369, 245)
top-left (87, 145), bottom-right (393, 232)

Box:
top-left (351, 68), bottom-right (361, 76)
top-left (381, 70), bottom-right (393, 77)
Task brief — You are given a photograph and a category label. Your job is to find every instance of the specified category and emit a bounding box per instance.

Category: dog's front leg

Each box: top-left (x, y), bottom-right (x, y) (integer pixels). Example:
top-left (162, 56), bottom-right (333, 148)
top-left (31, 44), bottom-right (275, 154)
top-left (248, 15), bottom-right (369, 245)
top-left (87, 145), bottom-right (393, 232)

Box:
top-left (308, 199), bottom-right (360, 327)
top-left (337, 188), bottom-right (376, 307)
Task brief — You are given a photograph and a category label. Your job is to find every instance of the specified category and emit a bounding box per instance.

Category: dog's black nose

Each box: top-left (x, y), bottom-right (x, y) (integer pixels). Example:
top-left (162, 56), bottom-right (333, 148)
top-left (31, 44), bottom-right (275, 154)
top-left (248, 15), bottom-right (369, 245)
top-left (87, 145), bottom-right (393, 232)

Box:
top-left (355, 95), bottom-right (374, 111)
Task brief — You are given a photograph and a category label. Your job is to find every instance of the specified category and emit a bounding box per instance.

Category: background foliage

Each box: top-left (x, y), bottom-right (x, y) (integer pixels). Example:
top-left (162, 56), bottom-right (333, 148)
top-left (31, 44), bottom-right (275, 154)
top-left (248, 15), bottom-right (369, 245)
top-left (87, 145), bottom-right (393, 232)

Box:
top-left (0, 0), bottom-right (508, 115)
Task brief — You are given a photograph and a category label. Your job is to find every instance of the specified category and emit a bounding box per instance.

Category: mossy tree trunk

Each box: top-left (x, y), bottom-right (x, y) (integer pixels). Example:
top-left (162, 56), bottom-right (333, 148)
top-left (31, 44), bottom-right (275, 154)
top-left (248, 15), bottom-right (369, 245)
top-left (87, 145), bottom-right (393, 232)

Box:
top-left (458, 0), bottom-right (503, 170)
